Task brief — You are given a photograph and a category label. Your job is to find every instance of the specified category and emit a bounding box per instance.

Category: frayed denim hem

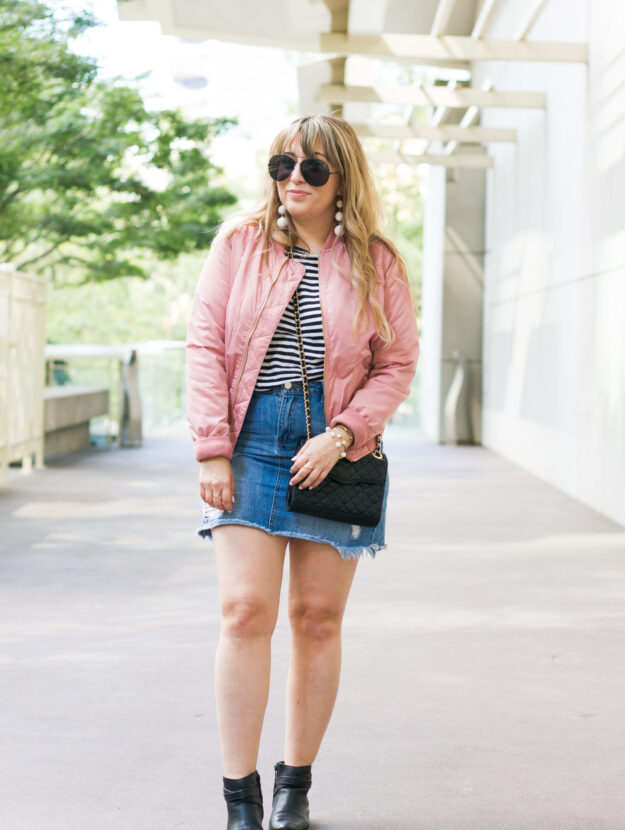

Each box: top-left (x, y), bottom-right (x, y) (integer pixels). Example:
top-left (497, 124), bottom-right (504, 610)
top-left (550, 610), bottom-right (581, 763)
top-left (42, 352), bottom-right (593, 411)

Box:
top-left (333, 542), bottom-right (386, 561)
top-left (196, 517), bottom-right (385, 561)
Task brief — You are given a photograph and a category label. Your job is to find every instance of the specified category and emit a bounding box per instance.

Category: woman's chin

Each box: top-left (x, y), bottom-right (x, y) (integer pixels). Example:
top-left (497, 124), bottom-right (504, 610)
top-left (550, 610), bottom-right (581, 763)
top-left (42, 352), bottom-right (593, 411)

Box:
top-left (285, 201), bottom-right (309, 215)
top-left (287, 207), bottom-right (329, 224)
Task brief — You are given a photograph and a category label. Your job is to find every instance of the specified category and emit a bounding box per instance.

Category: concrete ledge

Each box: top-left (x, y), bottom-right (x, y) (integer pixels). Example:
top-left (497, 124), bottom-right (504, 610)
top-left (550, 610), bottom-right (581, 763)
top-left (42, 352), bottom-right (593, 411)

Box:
top-left (43, 423), bottom-right (92, 458)
top-left (43, 386), bottom-right (109, 458)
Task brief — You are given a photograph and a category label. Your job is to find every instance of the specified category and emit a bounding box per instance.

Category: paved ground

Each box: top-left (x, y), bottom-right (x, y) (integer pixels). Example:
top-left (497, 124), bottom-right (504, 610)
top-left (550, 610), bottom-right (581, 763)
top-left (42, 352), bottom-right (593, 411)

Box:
top-left (1, 422), bottom-right (624, 830)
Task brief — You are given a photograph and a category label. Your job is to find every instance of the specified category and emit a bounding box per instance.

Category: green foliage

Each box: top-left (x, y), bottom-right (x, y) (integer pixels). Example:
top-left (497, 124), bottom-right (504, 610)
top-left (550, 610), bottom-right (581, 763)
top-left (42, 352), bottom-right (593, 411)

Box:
top-left (378, 166), bottom-right (423, 315)
top-left (45, 249), bottom-right (207, 345)
top-left (0, 0), bottom-right (237, 283)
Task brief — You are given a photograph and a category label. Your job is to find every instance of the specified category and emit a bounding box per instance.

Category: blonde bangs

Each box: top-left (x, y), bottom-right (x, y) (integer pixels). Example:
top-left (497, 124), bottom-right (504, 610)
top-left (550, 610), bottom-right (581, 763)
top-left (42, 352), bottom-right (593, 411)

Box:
top-left (272, 120), bottom-right (344, 180)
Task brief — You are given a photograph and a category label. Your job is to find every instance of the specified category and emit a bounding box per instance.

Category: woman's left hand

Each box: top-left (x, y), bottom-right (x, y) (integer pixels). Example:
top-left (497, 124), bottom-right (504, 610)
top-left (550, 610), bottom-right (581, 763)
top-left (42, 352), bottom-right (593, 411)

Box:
top-left (289, 431), bottom-right (345, 490)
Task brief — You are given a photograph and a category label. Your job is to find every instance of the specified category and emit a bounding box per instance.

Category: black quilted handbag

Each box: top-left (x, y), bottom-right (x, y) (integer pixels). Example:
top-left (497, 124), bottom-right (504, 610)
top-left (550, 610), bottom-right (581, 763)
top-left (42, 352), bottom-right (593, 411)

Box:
top-left (285, 284), bottom-right (388, 527)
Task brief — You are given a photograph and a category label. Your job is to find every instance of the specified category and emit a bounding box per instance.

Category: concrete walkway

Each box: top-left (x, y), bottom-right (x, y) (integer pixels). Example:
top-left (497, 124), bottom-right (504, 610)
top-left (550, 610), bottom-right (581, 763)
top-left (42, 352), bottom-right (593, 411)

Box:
top-left (1, 422), bottom-right (624, 830)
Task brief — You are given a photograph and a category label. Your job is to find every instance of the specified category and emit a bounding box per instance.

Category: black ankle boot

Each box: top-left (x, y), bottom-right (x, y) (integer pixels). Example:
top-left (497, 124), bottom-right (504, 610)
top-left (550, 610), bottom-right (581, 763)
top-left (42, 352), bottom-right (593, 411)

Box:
top-left (268, 761), bottom-right (312, 830)
top-left (222, 769), bottom-right (264, 830)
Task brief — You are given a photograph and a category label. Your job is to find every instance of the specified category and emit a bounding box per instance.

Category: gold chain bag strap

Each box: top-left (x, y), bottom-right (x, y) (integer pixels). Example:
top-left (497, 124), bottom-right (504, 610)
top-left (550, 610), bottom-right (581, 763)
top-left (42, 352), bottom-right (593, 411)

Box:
top-left (285, 276), bottom-right (388, 528)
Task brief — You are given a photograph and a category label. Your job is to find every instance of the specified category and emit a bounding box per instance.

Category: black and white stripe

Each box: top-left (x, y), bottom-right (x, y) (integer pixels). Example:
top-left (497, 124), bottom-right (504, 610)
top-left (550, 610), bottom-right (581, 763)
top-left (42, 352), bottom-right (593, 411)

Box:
top-left (255, 246), bottom-right (325, 389)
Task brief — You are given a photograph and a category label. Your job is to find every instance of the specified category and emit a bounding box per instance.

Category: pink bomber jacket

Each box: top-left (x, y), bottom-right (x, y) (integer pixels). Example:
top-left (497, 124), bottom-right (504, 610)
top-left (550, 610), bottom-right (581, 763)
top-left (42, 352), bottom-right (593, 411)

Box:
top-left (185, 223), bottom-right (420, 463)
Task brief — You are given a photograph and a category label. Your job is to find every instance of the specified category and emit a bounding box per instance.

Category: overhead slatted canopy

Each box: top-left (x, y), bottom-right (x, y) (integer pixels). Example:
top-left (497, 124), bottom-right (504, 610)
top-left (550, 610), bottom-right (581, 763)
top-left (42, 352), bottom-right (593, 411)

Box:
top-left (118, 0), bottom-right (587, 169)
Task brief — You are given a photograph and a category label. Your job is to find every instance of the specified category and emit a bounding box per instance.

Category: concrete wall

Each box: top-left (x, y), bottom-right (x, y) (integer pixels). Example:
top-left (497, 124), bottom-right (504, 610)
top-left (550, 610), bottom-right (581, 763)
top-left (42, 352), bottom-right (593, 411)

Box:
top-left (421, 147), bottom-right (487, 445)
top-left (421, 163), bottom-right (446, 441)
top-left (472, 0), bottom-right (625, 526)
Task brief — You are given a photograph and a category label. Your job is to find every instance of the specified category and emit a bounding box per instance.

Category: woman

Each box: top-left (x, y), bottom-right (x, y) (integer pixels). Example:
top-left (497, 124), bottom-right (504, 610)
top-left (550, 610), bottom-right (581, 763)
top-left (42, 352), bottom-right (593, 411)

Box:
top-left (185, 114), bottom-right (420, 830)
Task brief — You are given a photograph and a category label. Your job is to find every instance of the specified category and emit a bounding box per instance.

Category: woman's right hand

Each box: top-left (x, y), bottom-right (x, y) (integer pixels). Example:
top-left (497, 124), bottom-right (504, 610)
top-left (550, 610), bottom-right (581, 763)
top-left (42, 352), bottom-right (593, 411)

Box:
top-left (199, 456), bottom-right (235, 512)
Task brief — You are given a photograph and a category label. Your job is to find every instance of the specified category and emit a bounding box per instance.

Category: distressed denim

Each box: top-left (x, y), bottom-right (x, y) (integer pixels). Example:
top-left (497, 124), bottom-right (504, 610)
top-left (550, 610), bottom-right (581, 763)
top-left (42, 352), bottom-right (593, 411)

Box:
top-left (197, 380), bottom-right (388, 561)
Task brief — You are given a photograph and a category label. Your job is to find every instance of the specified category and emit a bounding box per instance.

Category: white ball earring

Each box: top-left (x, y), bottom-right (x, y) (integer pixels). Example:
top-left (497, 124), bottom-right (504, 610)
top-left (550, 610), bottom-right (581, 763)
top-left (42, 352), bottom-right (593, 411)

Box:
top-left (277, 203), bottom-right (288, 229)
top-left (334, 197), bottom-right (344, 236)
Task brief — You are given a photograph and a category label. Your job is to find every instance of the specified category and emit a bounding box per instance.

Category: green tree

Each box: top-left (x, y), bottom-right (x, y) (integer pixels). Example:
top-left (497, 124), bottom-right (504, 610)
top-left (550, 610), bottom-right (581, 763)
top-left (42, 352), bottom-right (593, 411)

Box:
top-left (0, 0), bottom-right (237, 284)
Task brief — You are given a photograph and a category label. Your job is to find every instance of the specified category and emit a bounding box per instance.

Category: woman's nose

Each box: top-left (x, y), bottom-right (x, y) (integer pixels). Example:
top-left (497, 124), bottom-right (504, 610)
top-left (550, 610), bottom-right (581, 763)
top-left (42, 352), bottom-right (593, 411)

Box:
top-left (289, 161), bottom-right (305, 182)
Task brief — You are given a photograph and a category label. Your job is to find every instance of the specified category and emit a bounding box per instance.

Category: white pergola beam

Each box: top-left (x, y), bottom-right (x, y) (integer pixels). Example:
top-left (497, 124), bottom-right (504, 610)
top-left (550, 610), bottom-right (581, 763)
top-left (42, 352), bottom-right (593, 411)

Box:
top-left (443, 105), bottom-right (480, 155)
top-left (516, 0), bottom-right (549, 39)
top-left (438, 0), bottom-right (543, 158)
top-left (320, 84), bottom-right (546, 109)
top-left (429, 79), bottom-right (458, 138)
top-left (353, 123), bottom-right (516, 143)
top-left (368, 150), bottom-right (494, 169)
top-left (442, 78), bottom-right (493, 155)
top-left (471, 0), bottom-right (500, 38)
top-left (320, 33), bottom-right (587, 63)
top-left (347, 0), bottom-right (387, 35)
top-left (430, 0), bottom-right (457, 37)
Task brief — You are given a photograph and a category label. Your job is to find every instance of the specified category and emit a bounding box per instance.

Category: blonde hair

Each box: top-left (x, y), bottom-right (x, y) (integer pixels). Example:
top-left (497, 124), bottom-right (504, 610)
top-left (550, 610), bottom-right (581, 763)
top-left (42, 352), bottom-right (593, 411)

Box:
top-left (213, 114), bottom-right (413, 347)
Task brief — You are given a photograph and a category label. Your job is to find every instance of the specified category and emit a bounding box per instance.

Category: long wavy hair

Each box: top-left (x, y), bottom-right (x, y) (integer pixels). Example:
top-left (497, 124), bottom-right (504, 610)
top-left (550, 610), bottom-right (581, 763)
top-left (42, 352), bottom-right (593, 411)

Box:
top-left (213, 114), bottom-right (414, 347)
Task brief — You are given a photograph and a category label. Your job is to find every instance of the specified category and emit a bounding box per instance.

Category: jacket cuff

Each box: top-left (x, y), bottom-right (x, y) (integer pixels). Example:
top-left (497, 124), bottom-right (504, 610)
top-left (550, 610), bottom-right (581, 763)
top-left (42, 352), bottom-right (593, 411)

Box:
top-left (329, 410), bottom-right (369, 450)
top-left (194, 436), bottom-right (233, 462)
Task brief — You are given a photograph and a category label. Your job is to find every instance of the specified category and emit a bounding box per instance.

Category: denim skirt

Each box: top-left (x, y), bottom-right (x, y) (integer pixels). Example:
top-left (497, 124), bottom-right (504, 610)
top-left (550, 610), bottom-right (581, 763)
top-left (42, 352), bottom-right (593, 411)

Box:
top-left (197, 380), bottom-right (388, 560)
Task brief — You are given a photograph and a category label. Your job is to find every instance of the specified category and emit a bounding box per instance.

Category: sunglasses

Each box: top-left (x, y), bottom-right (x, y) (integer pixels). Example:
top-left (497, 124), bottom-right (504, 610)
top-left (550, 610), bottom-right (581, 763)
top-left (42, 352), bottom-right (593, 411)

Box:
top-left (268, 154), bottom-right (340, 187)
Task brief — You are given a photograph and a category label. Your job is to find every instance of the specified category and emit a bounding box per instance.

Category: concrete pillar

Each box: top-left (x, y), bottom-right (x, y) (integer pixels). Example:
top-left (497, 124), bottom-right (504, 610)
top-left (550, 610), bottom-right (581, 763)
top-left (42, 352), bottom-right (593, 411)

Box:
top-left (421, 146), bottom-right (486, 444)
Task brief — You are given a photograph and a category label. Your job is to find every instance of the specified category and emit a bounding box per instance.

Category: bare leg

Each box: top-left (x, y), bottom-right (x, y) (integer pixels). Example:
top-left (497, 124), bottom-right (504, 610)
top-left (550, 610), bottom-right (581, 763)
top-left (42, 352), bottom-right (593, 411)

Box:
top-left (212, 524), bottom-right (288, 778)
top-left (283, 539), bottom-right (359, 766)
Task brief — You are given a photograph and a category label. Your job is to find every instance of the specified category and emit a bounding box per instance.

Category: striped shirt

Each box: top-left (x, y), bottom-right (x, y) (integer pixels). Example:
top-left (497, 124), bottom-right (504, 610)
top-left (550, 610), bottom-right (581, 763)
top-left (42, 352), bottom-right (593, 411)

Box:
top-left (255, 245), bottom-right (325, 389)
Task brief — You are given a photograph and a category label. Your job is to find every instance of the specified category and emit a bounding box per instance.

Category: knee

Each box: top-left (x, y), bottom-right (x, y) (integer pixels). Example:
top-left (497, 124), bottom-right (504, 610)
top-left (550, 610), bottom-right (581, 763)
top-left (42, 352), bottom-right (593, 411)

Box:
top-left (288, 600), bottom-right (343, 642)
top-left (221, 596), bottom-right (276, 640)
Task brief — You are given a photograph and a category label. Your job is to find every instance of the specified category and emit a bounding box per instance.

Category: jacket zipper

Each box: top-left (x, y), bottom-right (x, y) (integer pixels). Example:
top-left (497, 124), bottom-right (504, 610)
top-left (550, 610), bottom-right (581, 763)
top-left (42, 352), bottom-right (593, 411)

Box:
top-left (231, 256), bottom-right (290, 415)
top-left (317, 251), bottom-right (330, 428)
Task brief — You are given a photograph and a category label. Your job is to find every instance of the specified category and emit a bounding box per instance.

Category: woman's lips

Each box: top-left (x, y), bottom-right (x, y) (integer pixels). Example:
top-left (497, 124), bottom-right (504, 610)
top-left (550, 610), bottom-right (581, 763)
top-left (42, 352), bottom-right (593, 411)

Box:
top-left (288, 190), bottom-right (309, 197)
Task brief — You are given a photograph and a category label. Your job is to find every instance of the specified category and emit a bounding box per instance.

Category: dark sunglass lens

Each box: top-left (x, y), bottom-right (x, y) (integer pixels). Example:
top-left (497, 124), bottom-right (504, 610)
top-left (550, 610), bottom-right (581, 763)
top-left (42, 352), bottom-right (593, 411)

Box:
top-left (301, 158), bottom-right (330, 187)
top-left (268, 154), bottom-right (295, 181)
